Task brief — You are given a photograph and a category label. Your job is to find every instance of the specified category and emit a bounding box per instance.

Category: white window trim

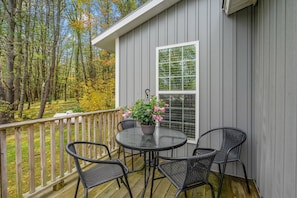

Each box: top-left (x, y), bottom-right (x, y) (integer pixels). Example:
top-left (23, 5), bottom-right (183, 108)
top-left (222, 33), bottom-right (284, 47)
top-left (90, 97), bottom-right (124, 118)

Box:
top-left (156, 41), bottom-right (199, 144)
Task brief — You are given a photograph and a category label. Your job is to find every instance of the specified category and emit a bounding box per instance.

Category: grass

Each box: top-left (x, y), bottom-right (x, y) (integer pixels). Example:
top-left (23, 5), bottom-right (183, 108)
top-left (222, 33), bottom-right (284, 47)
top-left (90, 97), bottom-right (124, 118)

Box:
top-left (15, 98), bottom-right (82, 121)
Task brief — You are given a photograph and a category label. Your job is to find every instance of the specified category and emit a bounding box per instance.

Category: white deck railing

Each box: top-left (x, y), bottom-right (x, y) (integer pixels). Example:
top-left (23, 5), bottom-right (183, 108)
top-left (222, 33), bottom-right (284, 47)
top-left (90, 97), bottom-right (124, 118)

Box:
top-left (0, 109), bottom-right (122, 198)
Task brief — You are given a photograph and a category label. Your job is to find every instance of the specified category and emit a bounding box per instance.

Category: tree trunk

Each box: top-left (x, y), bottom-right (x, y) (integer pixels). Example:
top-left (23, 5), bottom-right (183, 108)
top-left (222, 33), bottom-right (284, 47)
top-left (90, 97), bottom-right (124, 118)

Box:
top-left (38, 0), bottom-right (61, 118)
top-left (3, 0), bottom-right (17, 121)
top-left (18, 0), bottom-right (31, 118)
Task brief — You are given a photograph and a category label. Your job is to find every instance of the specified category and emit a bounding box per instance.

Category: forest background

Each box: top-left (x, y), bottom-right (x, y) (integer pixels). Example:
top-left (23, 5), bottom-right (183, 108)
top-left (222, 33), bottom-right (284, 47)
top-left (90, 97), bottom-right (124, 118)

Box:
top-left (0, 0), bottom-right (148, 124)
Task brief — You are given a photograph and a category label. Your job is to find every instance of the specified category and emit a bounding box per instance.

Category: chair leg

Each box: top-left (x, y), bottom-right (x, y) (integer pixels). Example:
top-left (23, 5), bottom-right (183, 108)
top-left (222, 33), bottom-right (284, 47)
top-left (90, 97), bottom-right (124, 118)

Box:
top-left (184, 191), bottom-right (188, 198)
top-left (123, 149), bottom-right (127, 165)
top-left (218, 163), bottom-right (222, 175)
top-left (84, 188), bottom-right (88, 198)
top-left (74, 177), bottom-right (80, 198)
top-left (217, 163), bottom-right (227, 198)
top-left (131, 150), bottom-right (134, 171)
top-left (239, 160), bottom-right (251, 193)
top-left (209, 183), bottom-right (215, 198)
top-left (175, 190), bottom-right (181, 198)
top-left (123, 174), bottom-right (133, 198)
top-left (150, 161), bottom-right (157, 197)
top-left (116, 178), bottom-right (121, 188)
top-left (117, 146), bottom-right (121, 159)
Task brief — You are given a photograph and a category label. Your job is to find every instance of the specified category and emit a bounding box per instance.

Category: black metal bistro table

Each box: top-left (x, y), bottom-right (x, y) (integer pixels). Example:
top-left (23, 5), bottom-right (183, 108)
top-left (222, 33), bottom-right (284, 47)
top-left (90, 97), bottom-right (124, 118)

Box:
top-left (116, 126), bottom-right (187, 197)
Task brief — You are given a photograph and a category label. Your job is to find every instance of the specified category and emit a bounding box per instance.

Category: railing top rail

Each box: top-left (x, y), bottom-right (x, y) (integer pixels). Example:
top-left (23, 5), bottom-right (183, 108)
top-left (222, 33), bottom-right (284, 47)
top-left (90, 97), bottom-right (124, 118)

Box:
top-left (0, 108), bottom-right (120, 130)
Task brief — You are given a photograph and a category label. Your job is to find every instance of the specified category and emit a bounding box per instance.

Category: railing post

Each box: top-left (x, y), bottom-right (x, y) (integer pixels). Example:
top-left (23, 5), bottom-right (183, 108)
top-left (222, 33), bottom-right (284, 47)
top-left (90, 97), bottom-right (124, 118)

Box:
top-left (0, 130), bottom-right (8, 198)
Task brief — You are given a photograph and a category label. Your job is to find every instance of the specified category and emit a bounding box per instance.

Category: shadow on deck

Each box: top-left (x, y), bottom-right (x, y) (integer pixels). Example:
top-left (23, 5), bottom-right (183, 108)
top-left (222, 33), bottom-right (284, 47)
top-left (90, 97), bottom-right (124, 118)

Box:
top-left (43, 152), bottom-right (260, 198)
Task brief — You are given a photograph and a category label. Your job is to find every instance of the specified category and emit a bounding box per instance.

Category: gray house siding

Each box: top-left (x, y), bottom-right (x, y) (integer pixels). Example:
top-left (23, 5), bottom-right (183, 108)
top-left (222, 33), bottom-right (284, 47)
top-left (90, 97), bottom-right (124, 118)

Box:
top-left (253, 0), bottom-right (297, 197)
top-left (118, 0), bottom-right (253, 179)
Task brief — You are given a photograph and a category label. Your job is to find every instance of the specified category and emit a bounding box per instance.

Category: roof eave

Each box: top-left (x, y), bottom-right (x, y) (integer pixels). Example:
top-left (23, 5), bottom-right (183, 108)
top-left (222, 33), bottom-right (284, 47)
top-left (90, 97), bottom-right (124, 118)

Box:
top-left (91, 0), bottom-right (181, 52)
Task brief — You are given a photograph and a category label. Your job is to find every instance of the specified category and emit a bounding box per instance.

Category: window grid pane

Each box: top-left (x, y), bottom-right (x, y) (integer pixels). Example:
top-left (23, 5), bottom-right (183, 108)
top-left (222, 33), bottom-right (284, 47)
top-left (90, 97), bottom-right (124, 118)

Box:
top-left (159, 94), bottom-right (196, 140)
top-left (157, 42), bottom-right (198, 141)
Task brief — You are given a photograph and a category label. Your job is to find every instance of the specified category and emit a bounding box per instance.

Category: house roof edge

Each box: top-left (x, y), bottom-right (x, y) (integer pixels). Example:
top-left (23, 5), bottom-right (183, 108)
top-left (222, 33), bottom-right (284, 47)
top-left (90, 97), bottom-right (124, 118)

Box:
top-left (91, 0), bottom-right (181, 52)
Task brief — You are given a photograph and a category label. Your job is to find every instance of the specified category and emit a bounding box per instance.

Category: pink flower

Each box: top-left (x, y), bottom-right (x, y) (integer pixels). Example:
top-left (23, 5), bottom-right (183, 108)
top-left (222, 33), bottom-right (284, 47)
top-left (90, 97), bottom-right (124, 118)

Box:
top-left (153, 115), bottom-right (163, 121)
top-left (160, 107), bottom-right (165, 113)
top-left (154, 106), bottom-right (160, 112)
top-left (122, 110), bottom-right (131, 118)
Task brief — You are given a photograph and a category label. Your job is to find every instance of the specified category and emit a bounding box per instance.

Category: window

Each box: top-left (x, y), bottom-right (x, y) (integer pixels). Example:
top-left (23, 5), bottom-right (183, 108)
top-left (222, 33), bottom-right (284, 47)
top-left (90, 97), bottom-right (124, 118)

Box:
top-left (156, 41), bottom-right (199, 143)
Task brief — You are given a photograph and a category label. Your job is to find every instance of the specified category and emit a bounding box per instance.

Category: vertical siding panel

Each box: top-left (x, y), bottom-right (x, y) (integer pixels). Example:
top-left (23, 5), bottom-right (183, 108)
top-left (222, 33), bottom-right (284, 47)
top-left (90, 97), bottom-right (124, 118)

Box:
top-left (119, 37), bottom-right (128, 106)
top-left (134, 27), bottom-right (142, 98)
top-left (158, 11), bottom-right (168, 46)
top-left (187, 0), bottom-right (196, 41)
top-left (209, 0), bottom-right (221, 129)
top-left (141, 22), bottom-right (150, 97)
top-left (149, 17), bottom-right (159, 94)
top-left (197, 0), bottom-right (210, 146)
top-left (167, 5), bottom-right (176, 45)
top-left (263, 1), bottom-right (271, 196)
top-left (222, 16), bottom-right (234, 127)
top-left (126, 32), bottom-right (135, 104)
top-left (284, 0), bottom-right (297, 197)
top-left (274, 0), bottom-right (286, 195)
top-left (177, 0), bottom-right (186, 43)
top-left (236, 8), bottom-right (251, 177)
top-left (269, 0), bottom-right (278, 197)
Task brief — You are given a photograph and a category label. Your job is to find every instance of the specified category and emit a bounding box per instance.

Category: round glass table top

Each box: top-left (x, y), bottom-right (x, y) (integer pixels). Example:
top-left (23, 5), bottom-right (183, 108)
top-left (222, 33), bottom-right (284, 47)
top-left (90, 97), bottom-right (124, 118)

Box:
top-left (116, 127), bottom-right (187, 151)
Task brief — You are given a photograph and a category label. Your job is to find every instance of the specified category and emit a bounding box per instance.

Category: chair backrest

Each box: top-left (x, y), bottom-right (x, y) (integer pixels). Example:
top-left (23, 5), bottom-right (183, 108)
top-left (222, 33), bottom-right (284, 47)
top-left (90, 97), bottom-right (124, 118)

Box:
top-left (66, 142), bottom-right (87, 187)
top-left (117, 119), bottom-right (137, 132)
top-left (221, 128), bottom-right (246, 159)
top-left (183, 149), bottom-right (216, 187)
top-left (198, 127), bottom-right (247, 160)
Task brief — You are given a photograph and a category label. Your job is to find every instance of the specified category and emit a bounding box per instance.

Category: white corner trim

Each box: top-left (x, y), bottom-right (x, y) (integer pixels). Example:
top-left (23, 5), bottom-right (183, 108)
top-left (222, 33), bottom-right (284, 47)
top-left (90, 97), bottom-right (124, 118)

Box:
top-left (115, 37), bottom-right (120, 108)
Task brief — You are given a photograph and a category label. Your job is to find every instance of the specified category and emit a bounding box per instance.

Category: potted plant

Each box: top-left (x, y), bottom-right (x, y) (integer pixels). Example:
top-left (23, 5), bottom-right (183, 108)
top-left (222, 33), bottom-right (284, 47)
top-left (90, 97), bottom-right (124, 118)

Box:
top-left (122, 96), bottom-right (168, 135)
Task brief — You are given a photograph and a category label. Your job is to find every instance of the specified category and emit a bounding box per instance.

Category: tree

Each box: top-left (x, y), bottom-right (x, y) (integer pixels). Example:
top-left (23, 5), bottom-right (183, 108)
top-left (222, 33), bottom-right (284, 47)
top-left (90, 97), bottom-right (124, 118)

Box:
top-left (38, 0), bottom-right (62, 118)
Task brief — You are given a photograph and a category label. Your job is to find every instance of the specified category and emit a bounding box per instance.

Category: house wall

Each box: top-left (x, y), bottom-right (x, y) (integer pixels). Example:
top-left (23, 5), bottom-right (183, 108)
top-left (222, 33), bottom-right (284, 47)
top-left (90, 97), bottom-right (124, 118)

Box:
top-left (252, 0), bottom-right (297, 197)
top-left (118, 0), bottom-right (254, 178)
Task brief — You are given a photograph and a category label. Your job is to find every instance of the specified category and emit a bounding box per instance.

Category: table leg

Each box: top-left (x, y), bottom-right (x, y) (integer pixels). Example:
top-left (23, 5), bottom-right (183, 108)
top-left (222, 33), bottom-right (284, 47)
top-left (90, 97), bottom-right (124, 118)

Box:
top-left (141, 151), bottom-right (155, 198)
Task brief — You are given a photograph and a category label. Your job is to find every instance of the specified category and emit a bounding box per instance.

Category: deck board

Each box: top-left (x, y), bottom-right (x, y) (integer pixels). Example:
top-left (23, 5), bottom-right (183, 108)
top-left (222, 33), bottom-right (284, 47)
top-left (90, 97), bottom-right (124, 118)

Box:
top-left (45, 152), bottom-right (259, 198)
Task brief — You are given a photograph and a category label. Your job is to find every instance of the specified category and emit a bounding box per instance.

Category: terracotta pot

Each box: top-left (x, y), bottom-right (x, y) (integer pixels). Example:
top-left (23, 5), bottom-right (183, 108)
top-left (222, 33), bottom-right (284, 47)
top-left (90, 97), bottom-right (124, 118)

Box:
top-left (141, 125), bottom-right (156, 135)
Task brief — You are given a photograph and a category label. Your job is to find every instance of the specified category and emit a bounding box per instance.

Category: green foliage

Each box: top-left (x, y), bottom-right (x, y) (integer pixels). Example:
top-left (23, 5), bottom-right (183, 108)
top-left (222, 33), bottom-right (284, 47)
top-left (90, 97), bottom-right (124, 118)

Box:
top-left (122, 96), bottom-right (168, 125)
top-left (79, 78), bottom-right (115, 111)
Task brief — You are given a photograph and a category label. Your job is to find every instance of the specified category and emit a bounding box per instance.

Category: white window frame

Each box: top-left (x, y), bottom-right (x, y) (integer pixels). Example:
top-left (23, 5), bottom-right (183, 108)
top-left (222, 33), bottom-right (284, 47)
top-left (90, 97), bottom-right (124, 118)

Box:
top-left (156, 41), bottom-right (199, 144)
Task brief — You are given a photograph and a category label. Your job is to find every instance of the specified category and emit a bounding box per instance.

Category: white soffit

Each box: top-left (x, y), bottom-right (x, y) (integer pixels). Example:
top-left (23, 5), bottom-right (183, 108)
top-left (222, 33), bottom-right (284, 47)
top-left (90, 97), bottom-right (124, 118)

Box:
top-left (91, 0), bottom-right (181, 52)
top-left (223, 0), bottom-right (257, 15)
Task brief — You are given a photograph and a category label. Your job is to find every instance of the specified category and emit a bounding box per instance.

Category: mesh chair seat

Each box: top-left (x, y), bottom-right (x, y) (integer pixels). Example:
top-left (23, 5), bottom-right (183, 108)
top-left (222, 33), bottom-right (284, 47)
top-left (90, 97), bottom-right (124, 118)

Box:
top-left (155, 149), bottom-right (217, 198)
top-left (83, 159), bottom-right (128, 188)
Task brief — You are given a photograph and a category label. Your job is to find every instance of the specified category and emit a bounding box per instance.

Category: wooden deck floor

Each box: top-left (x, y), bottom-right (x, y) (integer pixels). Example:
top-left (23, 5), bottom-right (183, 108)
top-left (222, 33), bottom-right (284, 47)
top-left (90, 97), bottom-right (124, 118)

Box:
top-left (44, 153), bottom-right (260, 198)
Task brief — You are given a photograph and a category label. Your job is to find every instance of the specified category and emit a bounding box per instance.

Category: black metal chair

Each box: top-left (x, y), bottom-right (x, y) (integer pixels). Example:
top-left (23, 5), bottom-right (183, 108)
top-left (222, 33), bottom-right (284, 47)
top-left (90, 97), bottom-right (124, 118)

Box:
top-left (66, 141), bottom-right (133, 198)
top-left (151, 148), bottom-right (217, 198)
top-left (117, 119), bottom-right (140, 171)
top-left (195, 127), bottom-right (251, 198)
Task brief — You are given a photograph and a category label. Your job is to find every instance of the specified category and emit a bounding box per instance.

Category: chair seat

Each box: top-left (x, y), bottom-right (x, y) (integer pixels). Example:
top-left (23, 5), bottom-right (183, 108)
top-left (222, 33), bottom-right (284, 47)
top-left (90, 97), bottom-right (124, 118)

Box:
top-left (84, 160), bottom-right (128, 188)
top-left (159, 160), bottom-right (205, 190)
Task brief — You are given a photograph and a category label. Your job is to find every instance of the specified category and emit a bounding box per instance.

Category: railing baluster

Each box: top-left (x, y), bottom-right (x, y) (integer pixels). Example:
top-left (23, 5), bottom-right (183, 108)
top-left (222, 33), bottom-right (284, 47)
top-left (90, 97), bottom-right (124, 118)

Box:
top-left (67, 121), bottom-right (72, 173)
top-left (15, 127), bottom-right (22, 197)
top-left (40, 124), bottom-right (46, 187)
top-left (0, 130), bottom-right (8, 198)
top-left (50, 122), bottom-right (56, 182)
top-left (28, 125), bottom-right (35, 193)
